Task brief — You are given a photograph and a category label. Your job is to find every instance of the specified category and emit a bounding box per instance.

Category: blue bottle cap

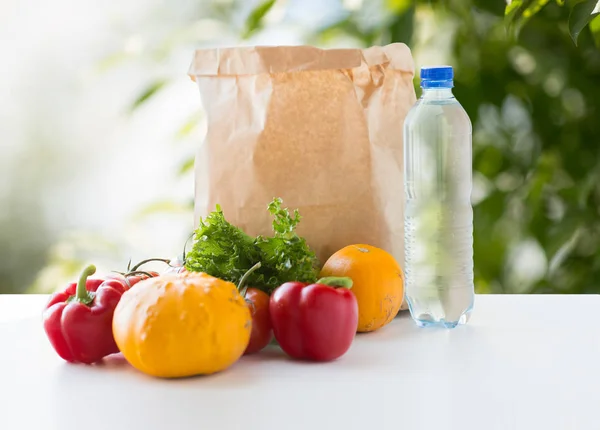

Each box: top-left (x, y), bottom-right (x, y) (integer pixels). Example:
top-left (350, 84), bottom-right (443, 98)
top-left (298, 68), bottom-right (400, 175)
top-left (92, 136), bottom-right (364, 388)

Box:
top-left (420, 66), bottom-right (454, 89)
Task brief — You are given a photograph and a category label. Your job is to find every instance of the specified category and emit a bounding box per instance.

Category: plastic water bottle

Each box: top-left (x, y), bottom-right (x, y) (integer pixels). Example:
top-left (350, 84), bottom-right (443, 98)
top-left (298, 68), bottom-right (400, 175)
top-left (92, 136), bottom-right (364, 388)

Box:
top-left (403, 66), bottom-right (474, 328)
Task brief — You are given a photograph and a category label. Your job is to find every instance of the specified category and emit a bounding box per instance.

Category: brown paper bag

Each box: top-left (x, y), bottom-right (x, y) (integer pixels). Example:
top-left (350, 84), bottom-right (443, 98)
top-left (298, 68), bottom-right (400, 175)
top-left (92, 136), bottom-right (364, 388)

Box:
top-left (188, 44), bottom-right (416, 268)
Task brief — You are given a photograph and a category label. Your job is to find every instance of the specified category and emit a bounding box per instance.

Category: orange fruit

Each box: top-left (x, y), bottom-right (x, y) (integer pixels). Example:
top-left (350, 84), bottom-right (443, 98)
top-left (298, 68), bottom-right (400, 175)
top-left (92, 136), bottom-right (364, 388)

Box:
top-left (320, 244), bottom-right (404, 333)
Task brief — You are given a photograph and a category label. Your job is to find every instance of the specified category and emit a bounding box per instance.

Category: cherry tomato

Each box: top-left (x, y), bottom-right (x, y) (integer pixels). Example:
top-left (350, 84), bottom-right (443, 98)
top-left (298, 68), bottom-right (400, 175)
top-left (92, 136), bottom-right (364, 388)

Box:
top-left (127, 271), bottom-right (159, 287)
top-left (244, 288), bottom-right (273, 355)
top-left (106, 271), bottom-right (159, 290)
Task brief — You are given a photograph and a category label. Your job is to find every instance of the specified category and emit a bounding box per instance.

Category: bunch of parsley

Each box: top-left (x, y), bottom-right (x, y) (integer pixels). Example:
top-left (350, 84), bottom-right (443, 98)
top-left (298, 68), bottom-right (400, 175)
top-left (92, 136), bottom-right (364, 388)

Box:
top-left (184, 198), bottom-right (319, 293)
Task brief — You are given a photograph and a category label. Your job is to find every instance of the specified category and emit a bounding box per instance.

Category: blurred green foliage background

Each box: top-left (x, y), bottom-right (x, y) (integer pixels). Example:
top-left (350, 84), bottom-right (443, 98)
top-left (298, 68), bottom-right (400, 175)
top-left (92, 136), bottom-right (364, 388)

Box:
top-left (1, 0), bottom-right (599, 294)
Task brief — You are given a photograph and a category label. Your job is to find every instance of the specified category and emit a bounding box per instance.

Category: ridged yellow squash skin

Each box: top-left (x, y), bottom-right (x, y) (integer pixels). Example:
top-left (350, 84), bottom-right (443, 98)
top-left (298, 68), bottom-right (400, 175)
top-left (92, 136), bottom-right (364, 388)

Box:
top-left (113, 272), bottom-right (251, 378)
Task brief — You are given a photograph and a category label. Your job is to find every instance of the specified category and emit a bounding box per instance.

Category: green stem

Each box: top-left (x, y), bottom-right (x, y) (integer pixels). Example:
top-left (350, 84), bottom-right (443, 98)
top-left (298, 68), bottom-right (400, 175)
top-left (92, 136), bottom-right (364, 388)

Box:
top-left (130, 258), bottom-right (171, 272)
top-left (181, 231), bottom-right (195, 263)
top-left (316, 276), bottom-right (353, 289)
top-left (77, 265), bottom-right (96, 299)
top-left (238, 262), bottom-right (262, 297)
top-left (68, 264), bottom-right (97, 306)
top-left (124, 270), bottom-right (155, 279)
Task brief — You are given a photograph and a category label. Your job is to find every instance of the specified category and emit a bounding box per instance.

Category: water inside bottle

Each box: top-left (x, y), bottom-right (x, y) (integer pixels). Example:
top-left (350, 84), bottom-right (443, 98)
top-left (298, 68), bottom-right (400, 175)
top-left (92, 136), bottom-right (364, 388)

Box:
top-left (403, 66), bottom-right (474, 328)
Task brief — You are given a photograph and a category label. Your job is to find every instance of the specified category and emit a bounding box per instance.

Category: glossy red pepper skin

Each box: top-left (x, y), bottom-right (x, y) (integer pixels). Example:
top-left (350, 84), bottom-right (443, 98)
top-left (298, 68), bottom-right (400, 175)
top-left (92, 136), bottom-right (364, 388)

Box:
top-left (43, 266), bottom-right (128, 364)
top-left (269, 281), bottom-right (358, 362)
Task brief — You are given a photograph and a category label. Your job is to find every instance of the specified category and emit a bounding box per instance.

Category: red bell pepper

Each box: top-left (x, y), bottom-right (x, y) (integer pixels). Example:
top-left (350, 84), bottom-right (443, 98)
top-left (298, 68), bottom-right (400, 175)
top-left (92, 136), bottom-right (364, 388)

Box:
top-left (43, 265), bottom-right (127, 364)
top-left (269, 277), bottom-right (358, 362)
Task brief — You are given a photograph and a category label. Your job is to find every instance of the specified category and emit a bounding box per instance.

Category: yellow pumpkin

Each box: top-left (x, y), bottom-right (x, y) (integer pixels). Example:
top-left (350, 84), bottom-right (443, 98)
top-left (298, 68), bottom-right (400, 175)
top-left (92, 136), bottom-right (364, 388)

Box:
top-left (112, 272), bottom-right (251, 378)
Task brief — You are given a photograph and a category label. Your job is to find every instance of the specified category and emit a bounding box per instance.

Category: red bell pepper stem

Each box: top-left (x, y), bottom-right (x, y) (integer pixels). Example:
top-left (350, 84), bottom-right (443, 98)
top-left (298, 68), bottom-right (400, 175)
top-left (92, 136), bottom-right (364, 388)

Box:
top-left (69, 264), bottom-right (96, 306)
top-left (316, 277), bottom-right (353, 289)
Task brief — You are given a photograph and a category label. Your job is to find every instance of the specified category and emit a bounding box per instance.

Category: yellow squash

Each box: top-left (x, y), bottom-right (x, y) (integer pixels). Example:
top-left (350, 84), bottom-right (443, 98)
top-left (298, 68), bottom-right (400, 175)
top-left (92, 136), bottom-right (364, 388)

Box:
top-left (113, 272), bottom-right (251, 378)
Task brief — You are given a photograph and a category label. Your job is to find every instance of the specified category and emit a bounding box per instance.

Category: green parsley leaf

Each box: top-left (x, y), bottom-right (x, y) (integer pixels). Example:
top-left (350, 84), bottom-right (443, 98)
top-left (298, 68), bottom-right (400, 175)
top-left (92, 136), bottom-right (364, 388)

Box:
top-left (185, 199), bottom-right (319, 293)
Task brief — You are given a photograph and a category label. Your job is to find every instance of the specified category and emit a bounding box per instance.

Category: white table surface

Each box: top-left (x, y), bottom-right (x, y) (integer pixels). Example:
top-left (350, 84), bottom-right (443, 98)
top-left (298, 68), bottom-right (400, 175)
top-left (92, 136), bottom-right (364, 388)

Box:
top-left (1, 294), bottom-right (599, 430)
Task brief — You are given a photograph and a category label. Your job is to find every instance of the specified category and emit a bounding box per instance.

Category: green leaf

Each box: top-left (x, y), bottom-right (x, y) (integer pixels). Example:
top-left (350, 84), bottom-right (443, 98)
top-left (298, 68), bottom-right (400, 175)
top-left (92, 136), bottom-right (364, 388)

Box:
top-left (242, 0), bottom-right (276, 39)
top-left (176, 112), bottom-right (202, 139)
top-left (130, 80), bottom-right (167, 111)
top-left (267, 197), bottom-right (301, 238)
top-left (133, 200), bottom-right (191, 220)
top-left (505, 0), bottom-right (528, 36)
top-left (474, 0), bottom-right (506, 15)
top-left (526, 151), bottom-right (559, 208)
top-left (386, 4), bottom-right (415, 45)
top-left (569, 0), bottom-right (600, 45)
top-left (523, 0), bottom-right (552, 18)
top-left (185, 205), bottom-right (261, 286)
top-left (96, 52), bottom-right (131, 73)
top-left (385, 0), bottom-right (412, 14)
top-left (577, 163), bottom-right (600, 207)
top-left (313, 18), bottom-right (377, 47)
top-left (548, 225), bottom-right (581, 276)
top-left (185, 198), bottom-right (319, 294)
top-left (505, 1), bottom-right (529, 23)
top-left (505, 0), bottom-right (551, 36)
top-left (178, 157), bottom-right (195, 176)
top-left (590, 14), bottom-right (600, 46)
